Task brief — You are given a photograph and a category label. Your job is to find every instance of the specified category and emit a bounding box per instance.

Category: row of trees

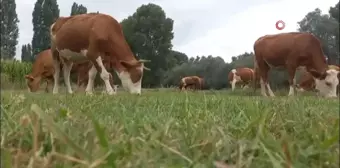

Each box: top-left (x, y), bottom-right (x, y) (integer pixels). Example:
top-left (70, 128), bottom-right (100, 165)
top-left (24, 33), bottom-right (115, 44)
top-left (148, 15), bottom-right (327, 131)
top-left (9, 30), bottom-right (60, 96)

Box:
top-left (0, 0), bottom-right (339, 89)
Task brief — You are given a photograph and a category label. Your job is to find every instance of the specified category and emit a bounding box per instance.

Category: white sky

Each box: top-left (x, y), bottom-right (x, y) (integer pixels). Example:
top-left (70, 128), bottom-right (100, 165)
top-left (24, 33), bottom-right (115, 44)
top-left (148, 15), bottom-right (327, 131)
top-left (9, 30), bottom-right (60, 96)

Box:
top-left (15, 0), bottom-right (338, 63)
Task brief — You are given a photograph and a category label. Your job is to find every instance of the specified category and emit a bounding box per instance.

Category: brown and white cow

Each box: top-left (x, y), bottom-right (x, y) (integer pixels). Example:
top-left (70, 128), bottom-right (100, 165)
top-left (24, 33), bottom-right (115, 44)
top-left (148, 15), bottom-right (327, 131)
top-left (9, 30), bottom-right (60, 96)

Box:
top-left (50, 13), bottom-right (150, 95)
top-left (179, 76), bottom-right (203, 91)
top-left (25, 49), bottom-right (55, 92)
top-left (228, 67), bottom-right (255, 91)
top-left (253, 32), bottom-right (339, 98)
top-left (25, 49), bottom-right (117, 93)
top-left (296, 65), bottom-right (340, 93)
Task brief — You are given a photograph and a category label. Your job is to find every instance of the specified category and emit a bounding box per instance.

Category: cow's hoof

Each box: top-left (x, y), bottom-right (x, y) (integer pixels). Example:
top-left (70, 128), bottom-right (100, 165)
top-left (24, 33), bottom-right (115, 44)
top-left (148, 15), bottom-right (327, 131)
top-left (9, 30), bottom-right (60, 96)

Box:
top-left (107, 90), bottom-right (115, 95)
top-left (85, 91), bottom-right (94, 96)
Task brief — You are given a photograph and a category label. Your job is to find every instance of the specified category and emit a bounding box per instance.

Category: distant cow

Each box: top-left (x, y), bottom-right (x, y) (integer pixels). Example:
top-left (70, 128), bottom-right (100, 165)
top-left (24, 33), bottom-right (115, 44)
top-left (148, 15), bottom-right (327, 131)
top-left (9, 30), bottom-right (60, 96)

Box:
top-left (50, 13), bottom-right (150, 95)
top-left (253, 32), bottom-right (340, 98)
top-left (296, 65), bottom-right (340, 93)
top-left (179, 76), bottom-right (204, 91)
top-left (228, 67), bottom-right (255, 91)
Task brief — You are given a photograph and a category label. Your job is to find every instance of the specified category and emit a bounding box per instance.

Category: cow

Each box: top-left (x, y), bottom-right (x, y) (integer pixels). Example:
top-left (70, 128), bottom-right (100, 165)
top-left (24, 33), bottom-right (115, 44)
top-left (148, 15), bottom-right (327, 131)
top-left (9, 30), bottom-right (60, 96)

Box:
top-left (179, 76), bottom-right (204, 91)
top-left (50, 13), bottom-right (150, 96)
top-left (25, 49), bottom-right (117, 93)
top-left (253, 32), bottom-right (340, 98)
top-left (25, 49), bottom-right (55, 92)
top-left (228, 67), bottom-right (255, 91)
top-left (296, 65), bottom-right (340, 93)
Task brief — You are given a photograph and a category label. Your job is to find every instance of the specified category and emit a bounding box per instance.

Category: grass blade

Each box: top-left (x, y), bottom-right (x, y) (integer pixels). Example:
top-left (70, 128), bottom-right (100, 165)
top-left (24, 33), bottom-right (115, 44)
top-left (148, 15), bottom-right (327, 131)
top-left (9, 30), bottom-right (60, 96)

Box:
top-left (31, 104), bottom-right (92, 160)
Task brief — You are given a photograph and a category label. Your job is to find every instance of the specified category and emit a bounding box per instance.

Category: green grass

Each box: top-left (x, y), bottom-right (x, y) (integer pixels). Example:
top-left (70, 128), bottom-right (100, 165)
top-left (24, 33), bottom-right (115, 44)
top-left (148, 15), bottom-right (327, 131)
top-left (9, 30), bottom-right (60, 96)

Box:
top-left (1, 88), bottom-right (339, 168)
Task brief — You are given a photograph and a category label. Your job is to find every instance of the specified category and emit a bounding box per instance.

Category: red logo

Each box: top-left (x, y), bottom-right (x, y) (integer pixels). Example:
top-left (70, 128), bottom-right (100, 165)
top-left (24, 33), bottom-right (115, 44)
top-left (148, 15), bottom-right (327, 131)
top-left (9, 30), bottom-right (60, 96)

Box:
top-left (275, 20), bottom-right (285, 30)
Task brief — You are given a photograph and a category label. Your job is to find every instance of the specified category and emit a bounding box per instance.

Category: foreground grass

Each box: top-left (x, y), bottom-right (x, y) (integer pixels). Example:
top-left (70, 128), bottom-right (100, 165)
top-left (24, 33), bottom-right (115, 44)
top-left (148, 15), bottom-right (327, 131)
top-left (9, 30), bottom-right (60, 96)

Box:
top-left (1, 89), bottom-right (339, 168)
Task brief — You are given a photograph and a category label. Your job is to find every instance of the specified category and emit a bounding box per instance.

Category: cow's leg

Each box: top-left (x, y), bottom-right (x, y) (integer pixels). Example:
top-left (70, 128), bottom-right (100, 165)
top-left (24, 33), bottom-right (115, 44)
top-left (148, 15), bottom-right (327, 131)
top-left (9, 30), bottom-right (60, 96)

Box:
top-left (182, 84), bottom-right (186, 91)
top-left (261, 70), bottom-right (276, 97)
top-left (88, 56), bottom-right (114, 95)
top-left (109, 73), bottom-right (117, 94)
top-left (62, 62), bottom-right (74, 94)
top-left (85, 65), bottom-right (97, 95)
top-left (77, 71), bottom-right (87, 92)
top-left (259, 78), bottom-right (268, 96)
top-left (265, 81), bottom-right (275, 97)
top-left (287, 67), bottom-right (297, 96)
top-left (76, 72), bottom-right (82, 92)
top-left (52, 59), bottom-right (60, 94)
top-left (240, 82), bottom-right (246, 89)
top-left (45, 78), bottom-right (52, 93)
top-left (243, 83), bottom-right (249, 89)
top-left (231, 80), bottom-right (237, 91)
top-left (258, 60), bottom-right (274, 97)
top-left (267, 86), bottom-right (275, 96)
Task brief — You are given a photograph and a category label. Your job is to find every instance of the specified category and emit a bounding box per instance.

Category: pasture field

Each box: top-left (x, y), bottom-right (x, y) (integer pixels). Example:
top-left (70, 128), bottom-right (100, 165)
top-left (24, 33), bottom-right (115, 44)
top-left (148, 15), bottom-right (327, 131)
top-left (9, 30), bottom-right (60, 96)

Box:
top-left (1, 89), bottom-right (339, 168)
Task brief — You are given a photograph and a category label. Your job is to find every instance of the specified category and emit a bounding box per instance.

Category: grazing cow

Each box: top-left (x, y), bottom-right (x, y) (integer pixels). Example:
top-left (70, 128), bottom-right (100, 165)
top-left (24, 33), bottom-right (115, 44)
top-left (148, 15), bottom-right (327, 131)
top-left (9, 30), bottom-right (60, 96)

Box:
top-left (296, 65), bottom-right (340, 93)
top-left (25, 49), bottom-right (55, 92)
top-left (253, 32), bottom-right (340, 97)
top-left (228, 67), bottom-right (255, 91)
top-left (179, 76), bottom-right (203, 91)
top-left (25, 49), bottom-right (117, 93)
top-left (50, 13), bottom-right (150, 95)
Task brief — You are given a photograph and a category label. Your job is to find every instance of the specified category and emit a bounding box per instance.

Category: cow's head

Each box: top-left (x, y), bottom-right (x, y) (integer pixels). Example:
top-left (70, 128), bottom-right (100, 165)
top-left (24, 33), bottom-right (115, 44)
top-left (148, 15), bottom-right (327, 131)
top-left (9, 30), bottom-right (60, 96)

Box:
top-left (118, 59), bottom-right (150, 95)
top-left (25, 75), bottom-right (41, 92)
top-left (309, 69), bottom-right (340, 98)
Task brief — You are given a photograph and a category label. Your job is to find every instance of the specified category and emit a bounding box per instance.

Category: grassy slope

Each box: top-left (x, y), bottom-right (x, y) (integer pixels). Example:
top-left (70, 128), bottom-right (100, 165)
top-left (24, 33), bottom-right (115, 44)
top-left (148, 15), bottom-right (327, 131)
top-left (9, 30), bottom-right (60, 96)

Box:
top-left (1, 89), bottom-right (339, 167)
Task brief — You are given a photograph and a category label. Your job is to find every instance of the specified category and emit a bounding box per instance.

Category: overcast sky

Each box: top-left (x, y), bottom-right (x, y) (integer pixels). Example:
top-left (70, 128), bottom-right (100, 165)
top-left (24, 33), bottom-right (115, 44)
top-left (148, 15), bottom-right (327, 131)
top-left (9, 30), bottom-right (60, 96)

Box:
top-left (15, 0), bottom-right (338, 62)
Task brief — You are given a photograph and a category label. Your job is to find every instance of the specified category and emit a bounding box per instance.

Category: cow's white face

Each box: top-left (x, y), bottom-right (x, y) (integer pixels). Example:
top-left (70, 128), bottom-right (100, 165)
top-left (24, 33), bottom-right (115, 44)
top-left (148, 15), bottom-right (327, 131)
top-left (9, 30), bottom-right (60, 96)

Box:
top-left (118, 60), bottom-right (150, 95)
top-left (118, 69), bottom-right (143, 95)
top-left (314, 69), bottom-right (339, 98)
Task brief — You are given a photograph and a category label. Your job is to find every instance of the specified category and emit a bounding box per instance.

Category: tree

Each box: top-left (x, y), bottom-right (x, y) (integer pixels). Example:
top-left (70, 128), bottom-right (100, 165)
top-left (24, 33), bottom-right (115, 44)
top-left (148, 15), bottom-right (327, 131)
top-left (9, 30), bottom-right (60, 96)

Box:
top-left (329, 2), bottom-right (339, 21)
top-left (21, 44), bottom-right (33, 62)
top-left (70, 2), bottom-right (87, 16)
top-left (162, 55), bottom-right (233, 89)
top-left (121, 3), bottom-right (174, 87)
top-left (31, 0), bottom-right (59, 57)
top-left (166, 50), bottom-right (188, 69)
top-left (298, 8), bottom-right (339, 64)
top-left (329, 2), bottom-right (339, 62)
top-left (0, 0), bottom-right (19, 59)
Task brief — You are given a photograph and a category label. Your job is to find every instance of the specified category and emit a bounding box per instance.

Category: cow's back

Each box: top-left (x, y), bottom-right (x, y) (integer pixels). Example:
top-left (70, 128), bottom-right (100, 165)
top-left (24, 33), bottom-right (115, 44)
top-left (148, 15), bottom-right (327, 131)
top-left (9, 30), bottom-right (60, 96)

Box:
top-left (51, 13), bottom-right (123, 54)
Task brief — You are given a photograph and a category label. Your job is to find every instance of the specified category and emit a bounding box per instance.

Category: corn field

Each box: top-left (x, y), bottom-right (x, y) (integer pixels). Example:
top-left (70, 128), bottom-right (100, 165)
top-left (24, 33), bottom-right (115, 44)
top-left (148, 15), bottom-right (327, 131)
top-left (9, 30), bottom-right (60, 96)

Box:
top-left (1, 60), bottom-right (32, 88)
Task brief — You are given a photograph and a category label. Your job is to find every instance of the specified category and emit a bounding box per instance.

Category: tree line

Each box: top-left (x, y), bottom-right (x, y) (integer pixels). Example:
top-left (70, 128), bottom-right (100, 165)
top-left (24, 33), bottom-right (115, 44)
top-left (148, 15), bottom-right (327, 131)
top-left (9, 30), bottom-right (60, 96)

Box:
top-left (0, 0), bottom-right (339, 89)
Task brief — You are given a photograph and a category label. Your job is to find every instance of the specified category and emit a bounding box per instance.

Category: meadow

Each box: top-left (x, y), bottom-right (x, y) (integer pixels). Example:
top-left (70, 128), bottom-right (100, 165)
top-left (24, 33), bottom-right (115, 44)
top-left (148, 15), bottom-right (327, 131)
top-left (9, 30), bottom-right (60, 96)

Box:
top-left (1, 87), bottom-right (339, 168)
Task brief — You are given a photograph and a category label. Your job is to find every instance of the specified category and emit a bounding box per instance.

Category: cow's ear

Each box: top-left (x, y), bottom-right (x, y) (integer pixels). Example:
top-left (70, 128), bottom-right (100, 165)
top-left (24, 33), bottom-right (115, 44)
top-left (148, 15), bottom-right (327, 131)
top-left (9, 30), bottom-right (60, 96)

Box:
top-left (25, 75), bottom-right (34, 81)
